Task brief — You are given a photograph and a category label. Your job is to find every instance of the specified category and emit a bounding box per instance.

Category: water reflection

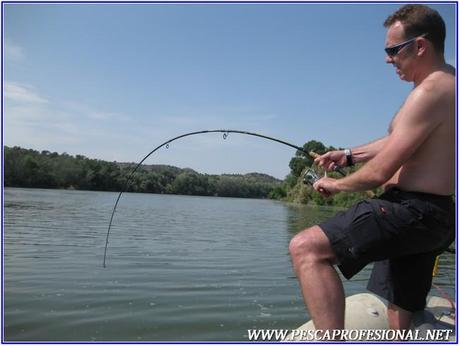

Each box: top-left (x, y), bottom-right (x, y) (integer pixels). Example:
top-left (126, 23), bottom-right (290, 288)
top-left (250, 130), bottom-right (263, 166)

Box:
top-left (285, 202), bottom-right (340, 236)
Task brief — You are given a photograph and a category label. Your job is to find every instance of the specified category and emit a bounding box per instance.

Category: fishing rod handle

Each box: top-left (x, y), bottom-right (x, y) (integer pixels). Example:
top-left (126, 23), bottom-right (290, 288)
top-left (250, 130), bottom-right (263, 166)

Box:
top-left (309, 151), bottom-right (346, 177)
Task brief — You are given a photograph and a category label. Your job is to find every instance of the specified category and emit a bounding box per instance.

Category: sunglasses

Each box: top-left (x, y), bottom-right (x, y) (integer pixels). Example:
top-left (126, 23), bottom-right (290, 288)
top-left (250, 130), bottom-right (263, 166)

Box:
top-left (385, 34), bottom-right (427, 57)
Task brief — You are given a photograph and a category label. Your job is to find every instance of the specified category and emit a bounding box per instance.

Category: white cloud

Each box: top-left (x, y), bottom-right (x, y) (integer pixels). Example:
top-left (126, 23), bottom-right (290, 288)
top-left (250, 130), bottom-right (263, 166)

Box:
top-left (3, 80), bottom-right (132, 158)
top-left (88, 111), bottom-right (117, 120)
top-left (4, 82), bottom-right (49, 104)
top-left (60, 100), bottom-right (123, 121)
top-left (4, 41), bottom-right (25, 62)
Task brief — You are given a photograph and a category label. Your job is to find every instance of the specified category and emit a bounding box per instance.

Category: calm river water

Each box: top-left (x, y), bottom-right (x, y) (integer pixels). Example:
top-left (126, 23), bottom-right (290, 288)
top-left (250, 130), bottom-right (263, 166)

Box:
top-left (4, 187), bottom-right (456, 341)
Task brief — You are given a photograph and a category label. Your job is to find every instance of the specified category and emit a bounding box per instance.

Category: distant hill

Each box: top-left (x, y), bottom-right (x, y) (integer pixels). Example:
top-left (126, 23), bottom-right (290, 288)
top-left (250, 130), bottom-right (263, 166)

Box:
top-left (221, 172), bottom-right (282, 184)
top-left (116, 163), bottom-right (281, 182)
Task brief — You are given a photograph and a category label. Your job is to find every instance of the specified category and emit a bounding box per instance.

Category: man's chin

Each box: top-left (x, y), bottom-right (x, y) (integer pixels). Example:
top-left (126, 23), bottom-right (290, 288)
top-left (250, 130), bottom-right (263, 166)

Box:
top-left (397, 72), bottom-right (410, 81)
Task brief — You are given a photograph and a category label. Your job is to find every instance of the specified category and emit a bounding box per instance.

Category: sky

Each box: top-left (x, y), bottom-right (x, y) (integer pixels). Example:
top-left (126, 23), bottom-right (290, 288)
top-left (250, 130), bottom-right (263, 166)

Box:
top-left (3, 2), bottom-right (457, 179)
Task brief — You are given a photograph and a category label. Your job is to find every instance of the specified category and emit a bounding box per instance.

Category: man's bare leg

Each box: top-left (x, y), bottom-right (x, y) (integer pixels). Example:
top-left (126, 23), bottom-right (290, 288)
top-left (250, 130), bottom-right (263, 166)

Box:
top-left (388, 303), bottom-right (413, 330)
top-left (289, 225), bottom-right (345, 330)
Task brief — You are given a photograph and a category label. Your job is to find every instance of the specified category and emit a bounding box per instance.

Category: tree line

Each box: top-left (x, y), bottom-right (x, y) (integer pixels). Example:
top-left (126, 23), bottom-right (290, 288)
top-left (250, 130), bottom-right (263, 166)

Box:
top-left (4, 142), bottom-right (381, 207)
top-left (4, 146), bottom-right (282, 199)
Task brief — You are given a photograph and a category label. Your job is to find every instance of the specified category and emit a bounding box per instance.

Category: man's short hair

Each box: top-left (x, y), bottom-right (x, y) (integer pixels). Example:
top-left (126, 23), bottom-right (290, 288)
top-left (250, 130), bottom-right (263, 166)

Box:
top-left (384, 4), bottom-right (446, 54)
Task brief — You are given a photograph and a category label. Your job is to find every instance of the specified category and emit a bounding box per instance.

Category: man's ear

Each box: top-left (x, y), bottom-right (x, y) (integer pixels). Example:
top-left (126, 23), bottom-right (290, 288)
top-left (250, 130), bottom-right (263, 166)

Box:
top-left (416, 38), bottom-right (427, 56)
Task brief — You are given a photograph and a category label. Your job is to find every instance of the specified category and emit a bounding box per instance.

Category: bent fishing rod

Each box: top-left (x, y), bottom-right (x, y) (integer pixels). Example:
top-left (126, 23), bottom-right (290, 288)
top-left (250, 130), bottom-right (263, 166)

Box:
top-left (102, 129), bottom-right (345, 267)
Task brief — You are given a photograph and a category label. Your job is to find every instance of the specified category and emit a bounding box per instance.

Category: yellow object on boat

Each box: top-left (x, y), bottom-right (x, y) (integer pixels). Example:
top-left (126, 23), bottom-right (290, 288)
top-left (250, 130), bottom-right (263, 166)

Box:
top-left (432, 255), bottom-right (440, 276)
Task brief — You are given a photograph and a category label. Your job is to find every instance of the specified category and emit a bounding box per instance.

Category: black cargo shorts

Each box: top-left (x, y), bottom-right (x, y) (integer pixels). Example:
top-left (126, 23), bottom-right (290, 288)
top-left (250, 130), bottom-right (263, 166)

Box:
top-left (319, 187), bottom-right (455, 312)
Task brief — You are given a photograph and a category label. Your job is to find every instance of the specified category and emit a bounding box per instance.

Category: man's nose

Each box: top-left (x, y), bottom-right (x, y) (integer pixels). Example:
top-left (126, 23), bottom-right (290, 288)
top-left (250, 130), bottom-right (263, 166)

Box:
top-left (385, 55), bottom-right (394, 64)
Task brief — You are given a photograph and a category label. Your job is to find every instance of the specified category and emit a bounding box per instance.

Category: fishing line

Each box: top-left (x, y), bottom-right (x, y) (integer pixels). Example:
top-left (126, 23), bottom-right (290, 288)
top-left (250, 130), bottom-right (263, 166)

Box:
top-left (103, 129), bottom-right (335, 267)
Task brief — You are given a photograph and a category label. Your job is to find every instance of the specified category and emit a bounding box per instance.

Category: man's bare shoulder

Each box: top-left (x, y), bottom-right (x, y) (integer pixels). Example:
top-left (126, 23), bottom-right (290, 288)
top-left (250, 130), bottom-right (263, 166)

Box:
top-left (420, 67), bottom-right (455, 94)
top-left (411, 68), bottom-right (455, 107)
top-left (392, 67), bottom-right (454, 133)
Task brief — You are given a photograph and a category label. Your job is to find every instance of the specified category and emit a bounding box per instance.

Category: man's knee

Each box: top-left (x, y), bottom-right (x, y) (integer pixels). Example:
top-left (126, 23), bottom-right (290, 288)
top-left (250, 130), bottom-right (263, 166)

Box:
top-left (289, 226), bottom-right (337, 270)
top-left (289, 227), bottom-right (315, 260)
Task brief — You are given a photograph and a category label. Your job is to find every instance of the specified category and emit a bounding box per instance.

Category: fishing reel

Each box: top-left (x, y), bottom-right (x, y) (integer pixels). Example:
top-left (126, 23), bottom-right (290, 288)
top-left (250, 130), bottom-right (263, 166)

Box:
top-left (302, 167), bottom-right (321, 186)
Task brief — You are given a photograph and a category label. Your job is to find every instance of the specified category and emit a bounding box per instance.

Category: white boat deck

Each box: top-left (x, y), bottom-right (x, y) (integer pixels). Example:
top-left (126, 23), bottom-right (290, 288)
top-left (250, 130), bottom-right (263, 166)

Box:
top-left (284, 293), bottom-right (455, 342)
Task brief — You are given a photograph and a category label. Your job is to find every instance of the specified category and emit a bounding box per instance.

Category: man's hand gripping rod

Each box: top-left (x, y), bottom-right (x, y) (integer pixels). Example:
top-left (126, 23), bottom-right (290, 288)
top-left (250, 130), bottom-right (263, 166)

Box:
top-left (303, 151), bottom-right (346, 186)
top-left (305, 151), bottom-right (375, 198)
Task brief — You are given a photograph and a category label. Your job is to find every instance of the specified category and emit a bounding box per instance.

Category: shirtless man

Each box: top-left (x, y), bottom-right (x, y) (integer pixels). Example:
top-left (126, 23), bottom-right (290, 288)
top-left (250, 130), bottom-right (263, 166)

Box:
top-left (289, 4), bottom-right (455, 332)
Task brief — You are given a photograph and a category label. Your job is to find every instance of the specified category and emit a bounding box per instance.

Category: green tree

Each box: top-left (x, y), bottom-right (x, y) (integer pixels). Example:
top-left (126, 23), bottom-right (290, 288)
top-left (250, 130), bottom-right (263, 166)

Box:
top-left (289, 140), bottom-right (331, 178)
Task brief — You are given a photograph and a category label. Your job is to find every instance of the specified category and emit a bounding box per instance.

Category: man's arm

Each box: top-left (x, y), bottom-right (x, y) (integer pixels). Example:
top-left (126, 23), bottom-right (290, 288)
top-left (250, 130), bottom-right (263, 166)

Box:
top-left (350, 137), bottom-right (389, 164)
top-left (315, 84), bottom-right (445, 193)
top-left (315, 137), bottom-right (389, 171)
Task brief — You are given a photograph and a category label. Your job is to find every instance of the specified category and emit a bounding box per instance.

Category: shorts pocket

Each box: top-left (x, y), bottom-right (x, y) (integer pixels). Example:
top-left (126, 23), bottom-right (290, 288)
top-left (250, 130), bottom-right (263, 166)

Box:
top-left (373, 200), bottom-right (422, 233)
top-left (346, 201), bottom-right (391, 260)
